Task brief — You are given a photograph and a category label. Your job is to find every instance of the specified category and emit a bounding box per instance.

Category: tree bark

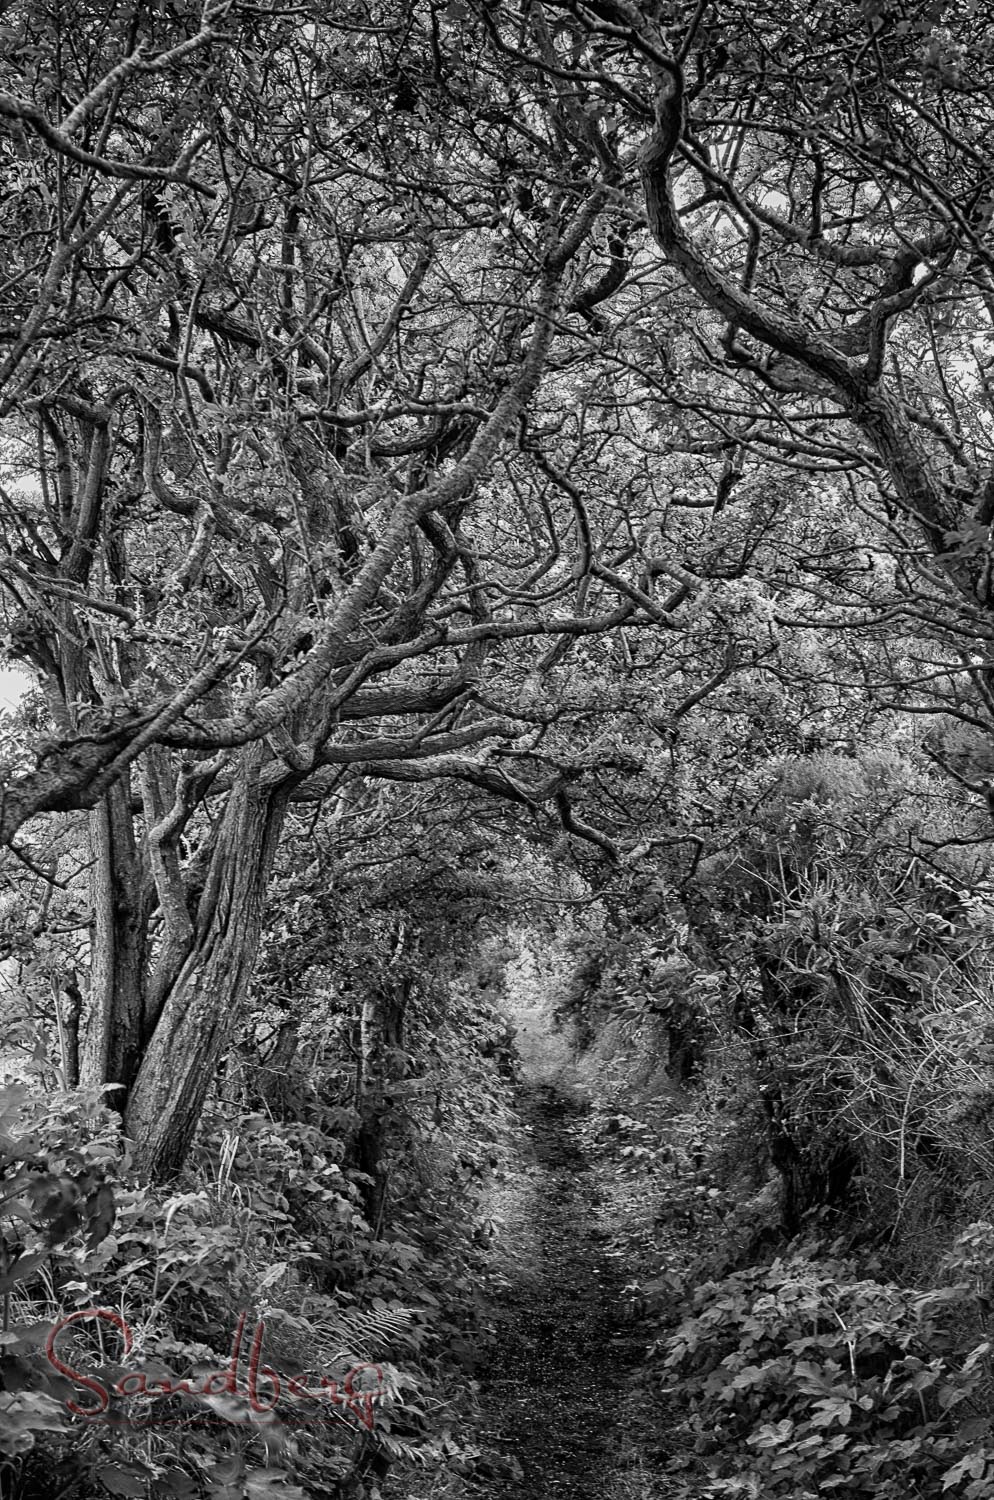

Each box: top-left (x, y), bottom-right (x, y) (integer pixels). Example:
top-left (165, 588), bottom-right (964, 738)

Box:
top-left (356, 974), bottom-right (410, 1231)
top-left (124, 749), bottom-right (289, 1177)
top-left (255, 1015), bottom-right (302, 1119)
top-left (81, 776), bottom-right (149, 1106)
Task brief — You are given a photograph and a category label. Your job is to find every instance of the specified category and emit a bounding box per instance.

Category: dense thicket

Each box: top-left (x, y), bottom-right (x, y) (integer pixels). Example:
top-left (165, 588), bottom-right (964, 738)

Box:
top-left (3, 1), bottom-right (994, 1496)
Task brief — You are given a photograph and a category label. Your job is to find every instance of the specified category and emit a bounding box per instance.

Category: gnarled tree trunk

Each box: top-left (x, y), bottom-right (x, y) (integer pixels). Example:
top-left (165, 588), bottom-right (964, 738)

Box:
top-left (124, 754), bottom-right (289, 1177)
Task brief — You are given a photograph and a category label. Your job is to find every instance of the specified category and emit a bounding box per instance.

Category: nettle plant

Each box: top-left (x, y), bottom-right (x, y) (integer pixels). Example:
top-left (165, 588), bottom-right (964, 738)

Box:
top-left (660, 1229), bottom-right (994, 1498)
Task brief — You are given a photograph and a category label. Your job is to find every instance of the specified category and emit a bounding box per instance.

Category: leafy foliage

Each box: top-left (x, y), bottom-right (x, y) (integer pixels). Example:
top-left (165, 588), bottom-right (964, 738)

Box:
top-left (660, 1234), bottom-right (994, 1498)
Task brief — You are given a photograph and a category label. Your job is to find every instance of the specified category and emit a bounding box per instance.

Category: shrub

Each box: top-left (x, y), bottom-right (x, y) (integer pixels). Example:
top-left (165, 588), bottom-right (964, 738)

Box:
top-left (0, 1083), bottom-right (119, 1458)
top-left (659, 1234), bottom-right (994, 1497)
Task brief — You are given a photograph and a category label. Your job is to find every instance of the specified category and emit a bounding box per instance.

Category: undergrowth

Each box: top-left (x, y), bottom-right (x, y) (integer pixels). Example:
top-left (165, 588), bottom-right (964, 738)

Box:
top-left (0, 983), bottom-right (517, 1499)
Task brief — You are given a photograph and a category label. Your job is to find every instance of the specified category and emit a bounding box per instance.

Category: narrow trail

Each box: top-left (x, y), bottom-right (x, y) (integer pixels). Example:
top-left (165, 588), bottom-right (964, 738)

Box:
top-left (471, 1082), bottom-right (658, 1498)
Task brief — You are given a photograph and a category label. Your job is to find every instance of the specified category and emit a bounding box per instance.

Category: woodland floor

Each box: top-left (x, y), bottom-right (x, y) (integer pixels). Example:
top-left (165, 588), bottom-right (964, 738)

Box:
top-left (466, 1081), bottom-right (675, 1499)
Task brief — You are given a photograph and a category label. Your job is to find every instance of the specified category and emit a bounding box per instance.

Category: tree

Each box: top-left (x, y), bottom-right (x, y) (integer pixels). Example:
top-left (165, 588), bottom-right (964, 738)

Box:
top-left (545, 0), bottom-right (994, 746)
top-left (0, 0), bottom-right (717, 1173)
top-left (8, 0), bottom-right (986, 1177)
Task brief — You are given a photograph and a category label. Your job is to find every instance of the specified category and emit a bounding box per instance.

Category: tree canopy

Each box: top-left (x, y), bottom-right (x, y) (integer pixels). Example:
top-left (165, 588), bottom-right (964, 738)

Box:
top-left (1, 0), bottom-right (994, 1443)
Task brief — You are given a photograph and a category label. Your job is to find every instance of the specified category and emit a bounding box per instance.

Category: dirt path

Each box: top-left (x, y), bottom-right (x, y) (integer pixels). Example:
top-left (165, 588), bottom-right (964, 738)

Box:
top-left (470, 1082), bottom-right (659, 1498)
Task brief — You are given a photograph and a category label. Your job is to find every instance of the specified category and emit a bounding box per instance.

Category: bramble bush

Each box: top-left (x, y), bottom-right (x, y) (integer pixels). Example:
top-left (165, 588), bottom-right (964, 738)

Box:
top-left (658, 1228), bottom-right (994, 1498)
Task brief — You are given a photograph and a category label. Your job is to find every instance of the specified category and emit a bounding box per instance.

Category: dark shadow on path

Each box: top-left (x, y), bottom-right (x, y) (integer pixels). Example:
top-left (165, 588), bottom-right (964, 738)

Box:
top-left (471, 1082), bottom-right (641, 1498)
